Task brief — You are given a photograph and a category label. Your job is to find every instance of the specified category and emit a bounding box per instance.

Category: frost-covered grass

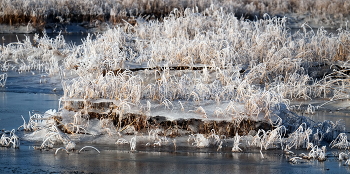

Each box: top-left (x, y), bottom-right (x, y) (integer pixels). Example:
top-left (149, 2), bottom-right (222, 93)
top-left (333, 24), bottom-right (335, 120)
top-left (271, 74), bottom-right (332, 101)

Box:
top-left (56, 7), bottom-right (350, 119)
top-left (0, 129), bottom-right (20, 148)
top-left (1, 5), bottom-right (350, 165)
top-left (0, 8), bottom-right (349, 112)
top-left (0, 0), bottom-right (349, 30)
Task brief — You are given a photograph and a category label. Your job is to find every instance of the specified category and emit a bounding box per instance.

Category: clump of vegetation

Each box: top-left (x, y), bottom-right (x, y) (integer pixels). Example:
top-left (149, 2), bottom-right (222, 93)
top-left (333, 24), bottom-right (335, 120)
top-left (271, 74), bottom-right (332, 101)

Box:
top-left (0, 3), bottom-right (350, 163)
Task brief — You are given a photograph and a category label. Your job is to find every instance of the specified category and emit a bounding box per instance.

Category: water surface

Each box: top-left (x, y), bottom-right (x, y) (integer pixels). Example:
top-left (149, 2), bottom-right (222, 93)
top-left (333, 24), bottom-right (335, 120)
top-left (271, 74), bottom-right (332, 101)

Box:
top-left (0, 33), bottom-right (89, 46)
top-left (1, 143), bottom-right (348, 174)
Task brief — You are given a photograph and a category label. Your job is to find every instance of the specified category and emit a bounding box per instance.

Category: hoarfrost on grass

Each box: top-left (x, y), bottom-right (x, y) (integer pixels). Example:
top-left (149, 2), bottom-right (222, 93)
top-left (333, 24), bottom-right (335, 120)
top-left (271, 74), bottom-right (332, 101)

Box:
top-left (0, 5), bottom-right (350, 168)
